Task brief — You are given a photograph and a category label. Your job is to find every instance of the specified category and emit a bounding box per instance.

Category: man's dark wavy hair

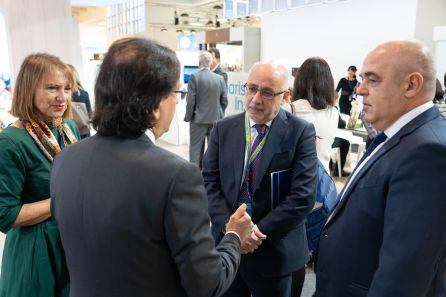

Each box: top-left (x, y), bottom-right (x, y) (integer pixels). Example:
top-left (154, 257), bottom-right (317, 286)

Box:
top-left (92, 37), bottom-right (180, 138)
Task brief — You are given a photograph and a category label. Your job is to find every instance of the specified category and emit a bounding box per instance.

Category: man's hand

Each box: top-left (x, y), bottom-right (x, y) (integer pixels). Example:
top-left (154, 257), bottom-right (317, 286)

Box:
top-left (241, 224), bottom-right (267, 254)
top-left (226, 204), bottom-right (253, 249)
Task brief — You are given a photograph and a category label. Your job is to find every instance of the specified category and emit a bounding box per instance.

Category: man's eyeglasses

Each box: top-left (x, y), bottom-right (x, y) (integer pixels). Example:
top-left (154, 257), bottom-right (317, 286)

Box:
top-left (243, 83), bottom-right (286, 100)
top-left (173, 89), bottom-right (188, 100)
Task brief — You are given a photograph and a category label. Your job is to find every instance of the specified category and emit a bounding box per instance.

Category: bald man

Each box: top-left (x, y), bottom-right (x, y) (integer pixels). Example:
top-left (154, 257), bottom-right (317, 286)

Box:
top-left (203, 62), bottom-right (317, 297)
top-left (316, 41), bottom-right (446, 297)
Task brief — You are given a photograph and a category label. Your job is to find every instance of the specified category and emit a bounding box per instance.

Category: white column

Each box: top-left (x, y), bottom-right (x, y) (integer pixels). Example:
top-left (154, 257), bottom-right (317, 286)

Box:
top-left (434, 26), bottom-right (446, 81)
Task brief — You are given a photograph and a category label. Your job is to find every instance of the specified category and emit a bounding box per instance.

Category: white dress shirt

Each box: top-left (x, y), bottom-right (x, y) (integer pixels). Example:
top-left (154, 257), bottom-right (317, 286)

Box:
top-left (145, 129), bottom-right (156, 144)
top-left (339, 101), bottom-right (434, 202)
top-left (283, 100), bottom-right (338, 172)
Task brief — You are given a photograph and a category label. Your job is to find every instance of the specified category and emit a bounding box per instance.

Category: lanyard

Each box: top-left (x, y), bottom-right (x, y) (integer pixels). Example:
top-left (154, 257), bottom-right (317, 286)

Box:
top-left (241, 113), bottom-right (270, 195)
top-left (244, 112), bottom-right (269, 165)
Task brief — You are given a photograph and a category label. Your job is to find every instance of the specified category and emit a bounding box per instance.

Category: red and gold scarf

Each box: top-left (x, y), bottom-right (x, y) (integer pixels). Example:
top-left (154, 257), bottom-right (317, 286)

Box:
top-left (22, 118), bottom-right (77, 161)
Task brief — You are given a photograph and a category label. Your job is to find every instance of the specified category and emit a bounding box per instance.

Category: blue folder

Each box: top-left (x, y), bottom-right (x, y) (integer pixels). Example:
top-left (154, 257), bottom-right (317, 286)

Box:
top-left (270, 168), bottom-right (292, 209)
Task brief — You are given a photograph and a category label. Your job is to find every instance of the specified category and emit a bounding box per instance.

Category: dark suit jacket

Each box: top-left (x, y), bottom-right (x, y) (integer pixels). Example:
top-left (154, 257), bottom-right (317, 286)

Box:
top-left (213, 64), bottom-right (228, 84)
top-left (50, 134), bottom-right (241, 297)
top-left (203, 109), bottom-right (317, 276)
top-left (316, 106), bottom-right (446, 297)
top-left (184, 68), bottom-right (228, 124)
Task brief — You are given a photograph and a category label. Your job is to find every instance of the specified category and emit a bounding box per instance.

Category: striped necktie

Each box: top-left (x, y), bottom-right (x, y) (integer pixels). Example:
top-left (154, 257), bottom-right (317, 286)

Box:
top-left (239, 124), bottom-right (268, 215)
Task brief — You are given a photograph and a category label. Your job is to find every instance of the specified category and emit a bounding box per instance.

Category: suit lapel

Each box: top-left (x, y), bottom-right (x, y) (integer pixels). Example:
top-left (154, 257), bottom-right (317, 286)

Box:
top-left (325, 106), bottom-right (440, 226)
top-left (231, 113), bottom-right (246, 205)
top-left (326, 143), bottom-right (392, 225)
top-left (252, 109), bottom-right (288, 194)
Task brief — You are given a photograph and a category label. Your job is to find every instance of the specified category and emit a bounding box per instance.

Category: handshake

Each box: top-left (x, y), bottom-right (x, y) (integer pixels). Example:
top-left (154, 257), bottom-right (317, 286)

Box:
top-left (225, 204), bottom-right (267, 254)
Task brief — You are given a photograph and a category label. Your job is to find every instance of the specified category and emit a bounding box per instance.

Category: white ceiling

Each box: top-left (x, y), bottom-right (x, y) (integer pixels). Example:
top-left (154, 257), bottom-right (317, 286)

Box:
top-left (70, 0), bottom-right (221, 7)
top-left (71, 0), bottom-right (258, 32)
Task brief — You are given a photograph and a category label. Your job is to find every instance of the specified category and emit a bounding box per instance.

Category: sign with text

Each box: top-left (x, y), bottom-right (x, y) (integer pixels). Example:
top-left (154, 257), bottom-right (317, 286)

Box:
top-left (225, 72), bottom-right (248, 116)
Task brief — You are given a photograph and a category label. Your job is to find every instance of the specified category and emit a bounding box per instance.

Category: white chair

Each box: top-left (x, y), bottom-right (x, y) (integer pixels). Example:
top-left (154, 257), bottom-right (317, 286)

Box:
top-left (335, 128), bottom-right (367, 169)
top-left (347, 136), bottom-right (366, 164)
top-left (330, 147), bottom-right (342, 178)
top-left (354, 142), bottom-right (366, 163)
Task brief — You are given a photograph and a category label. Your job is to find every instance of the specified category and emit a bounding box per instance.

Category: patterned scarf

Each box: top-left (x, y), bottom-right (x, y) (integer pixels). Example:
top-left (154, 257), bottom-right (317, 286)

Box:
top-left (22, 118), bottom-right (77, 161)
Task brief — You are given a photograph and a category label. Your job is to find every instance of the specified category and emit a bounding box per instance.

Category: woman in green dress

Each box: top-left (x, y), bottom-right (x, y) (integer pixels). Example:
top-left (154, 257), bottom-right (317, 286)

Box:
top-left (0, 53), bottom-right (80, 296)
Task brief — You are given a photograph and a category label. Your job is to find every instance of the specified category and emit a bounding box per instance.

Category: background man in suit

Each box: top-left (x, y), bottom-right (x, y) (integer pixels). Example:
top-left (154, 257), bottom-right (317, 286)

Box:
top-left (50, 37), bottom-right (255, 297)
top-left (203, 62), bottom-right (318, 297)
top-left (316, 40), bottom-right (446, 297)
top-left (185, 51), bottom-right (227, 168)
top-left (209, 47), bottom-right (228, 84)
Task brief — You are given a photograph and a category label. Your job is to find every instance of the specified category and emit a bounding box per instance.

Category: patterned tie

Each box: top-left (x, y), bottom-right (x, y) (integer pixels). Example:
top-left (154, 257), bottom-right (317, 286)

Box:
top-left (239, 124), bottom-right (268, 215)
top-left (250, 124), bottom-right (268, 179)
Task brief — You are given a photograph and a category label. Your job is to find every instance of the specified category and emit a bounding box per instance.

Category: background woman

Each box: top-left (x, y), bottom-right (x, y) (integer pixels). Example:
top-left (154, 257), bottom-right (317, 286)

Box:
top-left (287, 57), bottom-right (338, 173)
top-left (67, 64), bottom-right (92, 138)
top-left (0, 53), bottom-right (80, 296)
top-left (284, 57), bottom-right (338, 297)
top-left (336, 65), bottom-right (358, 115)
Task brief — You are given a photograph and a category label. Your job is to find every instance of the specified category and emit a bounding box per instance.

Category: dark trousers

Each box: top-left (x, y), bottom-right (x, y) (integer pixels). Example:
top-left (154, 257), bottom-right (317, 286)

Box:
top-left (222, 265), bottom-right (296, 297)
top-left (189, 123), bottom-right (213, 168)
top-left (339, 96), bottom-right (352, 115)
top-left (291, 266), bottom-right (306, 297)
top-left (331, 137), bottom-right (350, 171)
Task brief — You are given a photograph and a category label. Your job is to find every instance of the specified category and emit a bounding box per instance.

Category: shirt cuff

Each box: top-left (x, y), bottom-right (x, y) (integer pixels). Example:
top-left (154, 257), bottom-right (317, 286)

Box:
top-left (225, 231), bottom-right (241, 246)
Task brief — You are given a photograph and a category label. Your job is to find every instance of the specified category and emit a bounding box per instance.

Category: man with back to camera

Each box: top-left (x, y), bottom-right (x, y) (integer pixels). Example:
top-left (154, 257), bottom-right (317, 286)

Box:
top-left (316, 40), bottom-right (446, 297)
top-left (184, 51), bottom-right (227, 168)
top-left (208, 48), bottom-right (228, 84)
top-left (203, 61), bottom-right (318, 297)
top-left (50, 37), bottom-right (255, 297)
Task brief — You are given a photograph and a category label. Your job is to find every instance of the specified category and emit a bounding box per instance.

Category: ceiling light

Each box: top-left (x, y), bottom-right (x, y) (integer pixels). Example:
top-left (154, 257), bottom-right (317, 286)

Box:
top-left (161, 28), bottom-right (168, 32)
top-left (189, 22), bottom-right (203, 27)
top-left (180, 13), bottom-right (189, 17)
top-left (190, 29), bottom-right (196, 34)
top-left (206, 20), bottom-right (214, 26)
top-left (213, 5), bottom-right (222, 9)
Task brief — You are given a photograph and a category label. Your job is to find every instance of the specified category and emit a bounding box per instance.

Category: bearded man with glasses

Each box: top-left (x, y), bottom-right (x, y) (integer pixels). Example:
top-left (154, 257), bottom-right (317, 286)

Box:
top-left (203, 62), bottom-right (318, 297)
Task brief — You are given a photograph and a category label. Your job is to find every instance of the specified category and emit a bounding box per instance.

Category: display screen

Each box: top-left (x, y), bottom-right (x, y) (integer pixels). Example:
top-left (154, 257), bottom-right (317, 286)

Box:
top-left (183, 66), bottom-right (200, 83)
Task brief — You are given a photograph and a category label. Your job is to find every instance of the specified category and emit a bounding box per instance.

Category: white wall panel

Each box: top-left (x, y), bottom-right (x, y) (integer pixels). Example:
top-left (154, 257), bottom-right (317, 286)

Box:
top-left (261, 0), bottom-right (418, 83)
top-left (414, 0), bottom-right (446, 56)
top-left (0, 0), bottom-right (81, 78)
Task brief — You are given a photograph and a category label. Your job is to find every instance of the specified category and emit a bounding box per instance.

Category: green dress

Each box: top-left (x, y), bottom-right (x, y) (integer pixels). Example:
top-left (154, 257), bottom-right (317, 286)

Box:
top-left (0, 119), bottom-right (80, 297)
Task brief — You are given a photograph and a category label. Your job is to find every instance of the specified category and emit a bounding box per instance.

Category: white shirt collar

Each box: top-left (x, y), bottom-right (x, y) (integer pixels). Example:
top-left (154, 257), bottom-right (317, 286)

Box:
top-left (384, 101), bottom-right (433, 139)
top-left (145, 129), bottom-right (156, 144)
top-left (335, 101), bottom-right (433, 206)
top-left (249, 117), bottom-right (272, 128)
top-left (211, 64), bottom-right (220, 72)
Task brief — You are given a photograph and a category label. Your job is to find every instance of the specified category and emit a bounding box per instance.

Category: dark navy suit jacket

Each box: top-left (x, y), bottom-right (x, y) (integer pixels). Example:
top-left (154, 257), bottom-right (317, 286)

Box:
top-left (316, 106), bottom-right (446, 297)
top-left (203, 108), bottom-right (318, 276)
top-left (51, 134), bottom-right (241, 297)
